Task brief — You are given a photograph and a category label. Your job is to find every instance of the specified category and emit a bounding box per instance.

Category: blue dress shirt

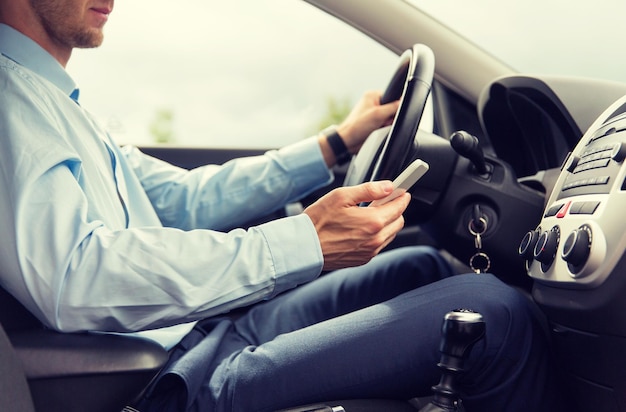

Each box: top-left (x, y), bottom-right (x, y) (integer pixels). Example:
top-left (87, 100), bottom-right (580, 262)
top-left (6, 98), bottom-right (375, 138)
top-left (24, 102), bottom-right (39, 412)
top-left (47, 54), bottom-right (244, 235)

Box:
top-left (0, 24), bottom-right (333, 349)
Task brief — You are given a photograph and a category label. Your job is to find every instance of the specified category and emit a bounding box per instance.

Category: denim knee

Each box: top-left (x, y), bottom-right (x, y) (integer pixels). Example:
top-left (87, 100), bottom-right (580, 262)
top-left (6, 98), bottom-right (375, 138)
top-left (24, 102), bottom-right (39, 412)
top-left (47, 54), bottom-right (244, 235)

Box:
top-left (453, 275), bottom-right (556, 411)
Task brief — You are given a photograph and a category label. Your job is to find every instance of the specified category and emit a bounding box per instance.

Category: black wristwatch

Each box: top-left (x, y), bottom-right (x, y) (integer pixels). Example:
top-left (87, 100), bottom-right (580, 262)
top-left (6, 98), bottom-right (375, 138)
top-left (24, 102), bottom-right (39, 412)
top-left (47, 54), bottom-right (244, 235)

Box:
top-left (322, 125), bottom-right (352, 165)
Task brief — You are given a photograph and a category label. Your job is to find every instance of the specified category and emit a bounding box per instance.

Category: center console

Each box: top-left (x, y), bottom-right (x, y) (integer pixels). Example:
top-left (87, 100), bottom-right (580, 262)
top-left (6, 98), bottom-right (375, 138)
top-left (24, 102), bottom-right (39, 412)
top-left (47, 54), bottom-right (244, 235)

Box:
top-left (521, 95), bottom-right (626, 410)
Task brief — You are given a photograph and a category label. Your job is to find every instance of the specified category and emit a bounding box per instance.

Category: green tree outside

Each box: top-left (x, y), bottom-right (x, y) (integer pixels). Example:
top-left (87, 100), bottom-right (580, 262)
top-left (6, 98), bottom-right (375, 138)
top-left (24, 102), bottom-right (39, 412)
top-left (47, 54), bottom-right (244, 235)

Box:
top-left (149, 108), bottom-right (176, 144)
top-left (312, 96), bottom-right (352, 134)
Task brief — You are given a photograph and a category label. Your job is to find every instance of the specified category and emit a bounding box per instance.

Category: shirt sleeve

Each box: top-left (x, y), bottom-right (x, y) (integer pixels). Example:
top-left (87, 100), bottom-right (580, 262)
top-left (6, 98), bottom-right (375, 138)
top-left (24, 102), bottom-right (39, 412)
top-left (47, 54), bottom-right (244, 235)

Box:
top-left (120, 137), bottom-right (333, 231)
top-left (8, 161), bottom-right (324, 333)
top-left (0, 59), bottom-right (327, 335)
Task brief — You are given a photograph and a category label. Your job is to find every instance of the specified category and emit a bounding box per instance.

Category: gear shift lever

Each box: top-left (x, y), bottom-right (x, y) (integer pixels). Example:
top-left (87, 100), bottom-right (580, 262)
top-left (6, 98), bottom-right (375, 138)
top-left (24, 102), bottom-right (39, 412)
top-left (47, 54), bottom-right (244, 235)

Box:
top-left (419, 309), bottom-right (486, 412)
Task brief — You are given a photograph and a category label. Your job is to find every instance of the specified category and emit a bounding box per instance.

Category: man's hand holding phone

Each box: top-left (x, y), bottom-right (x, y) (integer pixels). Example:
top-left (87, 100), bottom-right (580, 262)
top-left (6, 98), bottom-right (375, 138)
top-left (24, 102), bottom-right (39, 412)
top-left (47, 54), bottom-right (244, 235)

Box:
top-left (369, 159), bottom-right (429, 207)
top-left (303, 159), bottom-right (428, 271)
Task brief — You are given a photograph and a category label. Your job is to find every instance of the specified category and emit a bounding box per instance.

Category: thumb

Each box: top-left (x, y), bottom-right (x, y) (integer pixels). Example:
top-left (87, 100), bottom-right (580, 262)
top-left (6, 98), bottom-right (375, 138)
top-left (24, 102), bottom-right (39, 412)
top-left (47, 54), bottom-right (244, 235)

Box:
top-left (347, 181), bottom-right (394, 205)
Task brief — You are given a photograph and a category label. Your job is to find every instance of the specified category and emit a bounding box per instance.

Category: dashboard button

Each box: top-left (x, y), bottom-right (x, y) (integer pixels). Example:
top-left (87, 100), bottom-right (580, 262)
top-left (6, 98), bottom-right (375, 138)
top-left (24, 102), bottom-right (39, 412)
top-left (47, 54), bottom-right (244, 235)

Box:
top-left (544, 204), bottom-right (563, 217)
top-left (566, 155), bottom-right (580, 173)
top-left (556, 201), bottom-right (571, 218)
top-left (569, 201), bottom-right (600, 215)
top-left (579, 201), bottom-right (600, 214)
top-left (569, 202), bottom-right (584, 214)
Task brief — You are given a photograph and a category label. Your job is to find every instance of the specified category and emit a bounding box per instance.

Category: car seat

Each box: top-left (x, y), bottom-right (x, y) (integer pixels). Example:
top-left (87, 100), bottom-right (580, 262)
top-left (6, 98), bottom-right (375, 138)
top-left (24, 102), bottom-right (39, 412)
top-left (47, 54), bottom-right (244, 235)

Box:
top-left (0, 285), bottom-right (432, 412)
top-left (0, 314), bottom-right (34, 411)
top-left (0, 286), bottom-right (168, 412)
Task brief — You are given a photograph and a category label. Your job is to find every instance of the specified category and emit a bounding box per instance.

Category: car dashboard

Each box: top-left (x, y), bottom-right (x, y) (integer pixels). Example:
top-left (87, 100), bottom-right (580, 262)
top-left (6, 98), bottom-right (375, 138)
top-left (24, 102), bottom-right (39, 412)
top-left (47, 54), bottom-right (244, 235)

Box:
top-left (475, 74), bottom-right (626, 410)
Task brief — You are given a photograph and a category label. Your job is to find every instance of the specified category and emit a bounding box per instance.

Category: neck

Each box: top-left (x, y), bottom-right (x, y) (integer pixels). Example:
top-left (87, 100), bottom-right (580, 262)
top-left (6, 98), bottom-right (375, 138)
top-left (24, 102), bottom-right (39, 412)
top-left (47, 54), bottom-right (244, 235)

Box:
top-left (38, 34), bottom-right (73, 67)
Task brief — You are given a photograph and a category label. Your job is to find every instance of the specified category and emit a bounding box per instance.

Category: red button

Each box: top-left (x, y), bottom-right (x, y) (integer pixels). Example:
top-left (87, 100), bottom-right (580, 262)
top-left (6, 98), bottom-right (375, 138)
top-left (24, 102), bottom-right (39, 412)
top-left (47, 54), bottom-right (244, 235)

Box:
top-left (556, 201), bottom-right (572, 218)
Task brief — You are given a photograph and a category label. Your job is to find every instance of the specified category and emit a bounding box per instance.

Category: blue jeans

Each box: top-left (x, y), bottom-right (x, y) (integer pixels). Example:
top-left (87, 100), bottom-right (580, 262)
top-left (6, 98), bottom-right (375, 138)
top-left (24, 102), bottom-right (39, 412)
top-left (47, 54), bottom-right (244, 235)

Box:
top-left (138, 246), bottom-right (561, 411)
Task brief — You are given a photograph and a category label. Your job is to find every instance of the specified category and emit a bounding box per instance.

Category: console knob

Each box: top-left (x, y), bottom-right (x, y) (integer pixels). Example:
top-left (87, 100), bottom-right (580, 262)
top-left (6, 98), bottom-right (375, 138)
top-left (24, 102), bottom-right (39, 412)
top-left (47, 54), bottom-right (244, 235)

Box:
top-left (562, 225), bottom-right (592, 269)
top-left (611, 142), bottom-right (626, 163)
top-left (566, 155), bottom-right (581, 173)
top-left (533, 226), bottom-right (560, 267)
top-left (519, 229), bottom-right (540, 260)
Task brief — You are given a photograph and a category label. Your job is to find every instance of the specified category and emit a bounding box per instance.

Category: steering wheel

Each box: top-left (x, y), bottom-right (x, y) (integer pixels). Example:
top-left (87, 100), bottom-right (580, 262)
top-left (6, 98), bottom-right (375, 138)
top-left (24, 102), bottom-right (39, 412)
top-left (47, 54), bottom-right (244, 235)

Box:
top-left (344, 44), bottom-right (435, 185)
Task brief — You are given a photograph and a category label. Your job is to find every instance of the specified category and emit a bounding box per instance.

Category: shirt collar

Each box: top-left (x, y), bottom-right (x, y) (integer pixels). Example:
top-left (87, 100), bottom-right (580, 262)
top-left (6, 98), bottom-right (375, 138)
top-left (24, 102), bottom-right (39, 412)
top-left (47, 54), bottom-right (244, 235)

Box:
top-left (0, 24), bottom-right (78, 98)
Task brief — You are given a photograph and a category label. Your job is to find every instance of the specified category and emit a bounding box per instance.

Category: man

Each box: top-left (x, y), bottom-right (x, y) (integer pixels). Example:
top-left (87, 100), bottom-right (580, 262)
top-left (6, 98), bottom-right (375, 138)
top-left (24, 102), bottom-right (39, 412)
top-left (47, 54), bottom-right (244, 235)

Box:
top-left (0, 1), bottom-right (562, 411)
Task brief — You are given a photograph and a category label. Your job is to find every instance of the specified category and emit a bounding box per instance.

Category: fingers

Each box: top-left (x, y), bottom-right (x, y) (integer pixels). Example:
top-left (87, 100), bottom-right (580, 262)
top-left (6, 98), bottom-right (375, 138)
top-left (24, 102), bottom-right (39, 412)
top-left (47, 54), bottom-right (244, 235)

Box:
top-left (362, 91), bottom-right (400, 125)
top-left (380, 99), bottom-right (400, 123)
top-left (335, 91), bottom-right (401, 152)
top-left (303, 184), bottom-right (411, 271)
top-left (374, 212), bottom-right (405, 254)
top-left (321, 195), bottom-right (407, 270)
top-left (364, 192), bottom-right (410, 244)
top-left (342, 180), bottom-right (394, 205)
top-left (338, 181), bottom-right (410, 214)
top-left (367, 89), bottom-right (400, 119)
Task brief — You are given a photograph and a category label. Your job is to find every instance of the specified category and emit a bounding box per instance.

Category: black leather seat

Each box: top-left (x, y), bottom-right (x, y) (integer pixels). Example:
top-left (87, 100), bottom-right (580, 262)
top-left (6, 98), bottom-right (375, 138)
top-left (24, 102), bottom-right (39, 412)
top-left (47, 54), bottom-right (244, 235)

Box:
top-left (0, 286), bottom-right (168, 412)
top-left (0, 316), bottom-right (35, 411)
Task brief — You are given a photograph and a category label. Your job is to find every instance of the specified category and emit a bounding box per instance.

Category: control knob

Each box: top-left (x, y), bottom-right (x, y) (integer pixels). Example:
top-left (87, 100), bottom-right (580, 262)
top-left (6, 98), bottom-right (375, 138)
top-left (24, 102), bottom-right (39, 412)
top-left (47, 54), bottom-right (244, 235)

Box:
top-left (533, 226), bottom-right (560, 268)
top-left (612, 142), bottom-right (626, 163)
top-left (518, 229), bottom-right (540, 260)
top-left (562, 225), bottom-right (592, 270)
top-left (565, 155), bottom-right (581, 173)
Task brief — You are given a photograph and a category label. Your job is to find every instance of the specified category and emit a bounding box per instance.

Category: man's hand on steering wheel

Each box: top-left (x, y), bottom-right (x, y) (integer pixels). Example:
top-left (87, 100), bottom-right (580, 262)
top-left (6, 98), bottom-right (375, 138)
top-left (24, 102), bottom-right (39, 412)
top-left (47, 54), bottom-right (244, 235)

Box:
top-left (318, 91), bottom-right (399, 168)
top-left (336, 91), bottom-right (400, 154)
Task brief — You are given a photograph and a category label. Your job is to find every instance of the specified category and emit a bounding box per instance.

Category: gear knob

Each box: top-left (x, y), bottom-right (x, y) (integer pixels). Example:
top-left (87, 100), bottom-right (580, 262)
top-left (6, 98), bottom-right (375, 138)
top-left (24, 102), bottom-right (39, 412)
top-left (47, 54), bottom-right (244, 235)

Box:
top-left (439, 309), bottom-right (486, 369)
top-left (419, 309), bottom-right (486, 412)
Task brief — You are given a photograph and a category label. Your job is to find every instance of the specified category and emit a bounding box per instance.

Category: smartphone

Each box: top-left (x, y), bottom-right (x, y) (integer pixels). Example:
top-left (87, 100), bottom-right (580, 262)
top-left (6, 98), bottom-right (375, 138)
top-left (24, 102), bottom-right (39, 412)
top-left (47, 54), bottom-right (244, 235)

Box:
top-left (369, 159), bottom-right (429, 207)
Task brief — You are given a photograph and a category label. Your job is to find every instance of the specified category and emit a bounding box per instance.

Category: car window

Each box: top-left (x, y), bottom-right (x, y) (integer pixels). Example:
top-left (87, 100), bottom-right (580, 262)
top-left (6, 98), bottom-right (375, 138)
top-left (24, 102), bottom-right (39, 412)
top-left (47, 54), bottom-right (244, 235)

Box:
top-left (409, 0), bottom-right (626, 84)
top-left (68, 0), bottom-right (399, 149)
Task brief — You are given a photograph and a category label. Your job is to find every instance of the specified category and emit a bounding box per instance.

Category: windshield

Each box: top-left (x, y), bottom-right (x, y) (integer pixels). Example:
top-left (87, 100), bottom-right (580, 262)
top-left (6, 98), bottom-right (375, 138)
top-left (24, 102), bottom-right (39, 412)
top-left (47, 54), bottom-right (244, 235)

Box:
top-left (409, 0), bottom-right (626, 84)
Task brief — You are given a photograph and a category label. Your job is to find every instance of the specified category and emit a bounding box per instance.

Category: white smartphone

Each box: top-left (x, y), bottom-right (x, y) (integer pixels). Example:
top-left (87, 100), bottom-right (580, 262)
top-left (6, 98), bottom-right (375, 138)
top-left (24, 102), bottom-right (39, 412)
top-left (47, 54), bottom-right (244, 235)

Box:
top-left (369, 159), bottom-right (429, 207)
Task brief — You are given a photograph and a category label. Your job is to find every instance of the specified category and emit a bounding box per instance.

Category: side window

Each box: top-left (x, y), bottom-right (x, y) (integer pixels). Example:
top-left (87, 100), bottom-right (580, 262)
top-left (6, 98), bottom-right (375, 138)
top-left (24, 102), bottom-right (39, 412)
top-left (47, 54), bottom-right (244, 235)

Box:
top-left (68, 0), bottom-right (400, 149)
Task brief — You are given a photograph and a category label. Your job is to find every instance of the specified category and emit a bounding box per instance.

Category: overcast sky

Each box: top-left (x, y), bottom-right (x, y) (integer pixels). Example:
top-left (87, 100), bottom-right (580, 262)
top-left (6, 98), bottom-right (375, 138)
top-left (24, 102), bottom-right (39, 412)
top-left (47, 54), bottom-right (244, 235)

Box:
top-left (66, 0), bottom-right (626, 148)
top-left (67, 0), bottom-right (398, 148)
top-left (413, 0), bottom-right (626, 82)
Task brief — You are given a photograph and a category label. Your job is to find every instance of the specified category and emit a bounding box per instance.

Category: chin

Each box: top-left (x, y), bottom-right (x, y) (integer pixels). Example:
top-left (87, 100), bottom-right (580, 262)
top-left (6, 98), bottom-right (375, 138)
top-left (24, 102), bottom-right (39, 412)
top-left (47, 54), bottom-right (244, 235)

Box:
top-left (74, 30), bottom-right (104, 49)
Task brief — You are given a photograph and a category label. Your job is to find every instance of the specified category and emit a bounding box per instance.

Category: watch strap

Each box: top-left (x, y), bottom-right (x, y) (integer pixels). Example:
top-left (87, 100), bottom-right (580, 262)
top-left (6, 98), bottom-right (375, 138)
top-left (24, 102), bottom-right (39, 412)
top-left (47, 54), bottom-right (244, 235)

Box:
top-left (324, 127), bottom-right (352, 165)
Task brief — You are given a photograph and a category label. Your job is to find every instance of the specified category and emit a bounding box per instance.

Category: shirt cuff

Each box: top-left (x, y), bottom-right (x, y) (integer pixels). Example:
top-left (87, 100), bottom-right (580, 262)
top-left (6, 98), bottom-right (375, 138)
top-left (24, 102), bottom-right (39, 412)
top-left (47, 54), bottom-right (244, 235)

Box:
top-left (275, 136), bottom-right (334, 190)
top-left (257, 213), bottom-right (323, 297)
